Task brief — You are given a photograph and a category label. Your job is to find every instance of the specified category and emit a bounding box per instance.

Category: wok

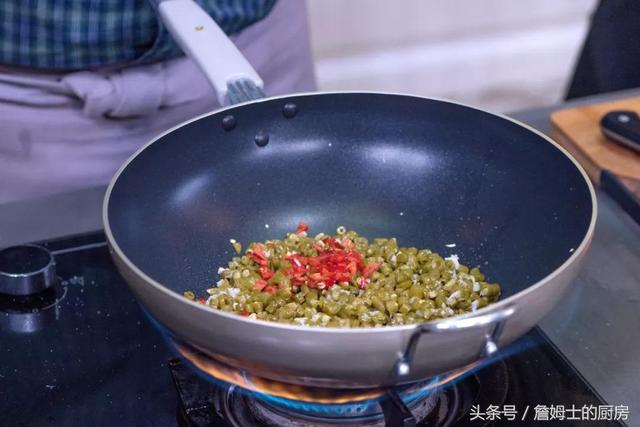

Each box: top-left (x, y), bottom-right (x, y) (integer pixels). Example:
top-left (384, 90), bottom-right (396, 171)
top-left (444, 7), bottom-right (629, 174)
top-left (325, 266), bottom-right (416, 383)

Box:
top-left (103, 0), bottom-right (596, 388)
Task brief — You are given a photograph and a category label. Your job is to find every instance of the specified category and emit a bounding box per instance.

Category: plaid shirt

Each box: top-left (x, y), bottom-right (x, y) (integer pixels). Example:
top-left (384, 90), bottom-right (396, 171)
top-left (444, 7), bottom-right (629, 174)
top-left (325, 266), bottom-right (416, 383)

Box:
top-left (0, 0), bottom-right (276, 70)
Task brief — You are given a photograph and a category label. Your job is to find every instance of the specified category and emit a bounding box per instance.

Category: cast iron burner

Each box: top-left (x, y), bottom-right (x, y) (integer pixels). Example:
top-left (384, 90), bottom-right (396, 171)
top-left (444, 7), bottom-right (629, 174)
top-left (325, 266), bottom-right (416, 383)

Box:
top-left (246, 379), bottom-right (441, 426)
top-left (169, 357), bottom-right (509, 427)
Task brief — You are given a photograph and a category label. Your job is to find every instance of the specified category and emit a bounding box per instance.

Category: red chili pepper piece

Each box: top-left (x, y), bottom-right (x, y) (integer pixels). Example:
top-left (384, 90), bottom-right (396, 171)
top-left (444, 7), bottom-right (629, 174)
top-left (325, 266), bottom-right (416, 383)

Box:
top-left (362, 262), bottom-right (382, 279)
top-left (253, 279), bottom-right (268, 291)
top-left (347, 261), bottom-right (357, 276)
top-left (196, 297), bottom-right (207, 304)
top-left (249, 224), bottom-right (380, 293)
top-left (259, 265), bottom-right (274, 280)
top-left (294, 222), bottom-right (309, 234)
top-left (248, 244), bottom-right (269, 267)
top-left (239, 311), bottom-right (250, 316)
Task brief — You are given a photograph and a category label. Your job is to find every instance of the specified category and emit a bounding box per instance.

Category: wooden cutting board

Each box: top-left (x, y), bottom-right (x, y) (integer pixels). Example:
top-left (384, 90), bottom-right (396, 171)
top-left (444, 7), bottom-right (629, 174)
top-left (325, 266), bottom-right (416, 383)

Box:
top-left (550, 97), bottom-right (640, 198)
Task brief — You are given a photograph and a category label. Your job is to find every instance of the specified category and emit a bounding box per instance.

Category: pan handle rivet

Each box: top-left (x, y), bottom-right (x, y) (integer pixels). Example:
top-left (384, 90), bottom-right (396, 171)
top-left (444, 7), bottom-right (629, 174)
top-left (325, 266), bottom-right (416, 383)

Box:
top-left (221, 115), bottom-right (236, 131)
top-left (282, 103), bottom-right (298, 118)
top-left (255, 131), bottom-right (269, 147)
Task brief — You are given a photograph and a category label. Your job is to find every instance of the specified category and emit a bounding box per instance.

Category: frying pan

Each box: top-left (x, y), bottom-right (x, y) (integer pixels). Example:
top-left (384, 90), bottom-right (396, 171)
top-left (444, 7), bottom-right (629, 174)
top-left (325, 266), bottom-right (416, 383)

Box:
top-left (103, 0), bottom-right (596, 388)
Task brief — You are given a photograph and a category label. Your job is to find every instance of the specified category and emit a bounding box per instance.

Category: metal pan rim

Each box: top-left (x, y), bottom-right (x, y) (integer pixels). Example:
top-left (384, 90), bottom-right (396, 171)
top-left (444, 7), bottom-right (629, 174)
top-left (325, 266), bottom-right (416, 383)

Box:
top-left (102, 91), bottom-right (598, 334)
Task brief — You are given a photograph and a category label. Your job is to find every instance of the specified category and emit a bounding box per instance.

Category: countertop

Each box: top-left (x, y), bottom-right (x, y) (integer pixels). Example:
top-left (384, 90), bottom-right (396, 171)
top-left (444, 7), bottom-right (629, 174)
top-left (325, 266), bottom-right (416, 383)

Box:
top-left (1, 88), bottom-right (639, 419)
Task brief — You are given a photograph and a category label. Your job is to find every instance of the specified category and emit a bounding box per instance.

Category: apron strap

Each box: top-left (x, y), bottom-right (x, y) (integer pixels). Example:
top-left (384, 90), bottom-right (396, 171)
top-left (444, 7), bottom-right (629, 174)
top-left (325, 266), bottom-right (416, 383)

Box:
top-left (62, 64), bottom-right (165, 118)
top-left (0, 58), bottom-right (215, 118)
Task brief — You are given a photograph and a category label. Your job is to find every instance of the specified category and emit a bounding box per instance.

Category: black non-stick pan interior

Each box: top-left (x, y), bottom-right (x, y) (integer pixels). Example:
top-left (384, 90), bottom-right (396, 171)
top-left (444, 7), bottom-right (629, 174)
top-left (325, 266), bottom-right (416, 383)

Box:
top-left (107, 93), bottom-right (593, 298)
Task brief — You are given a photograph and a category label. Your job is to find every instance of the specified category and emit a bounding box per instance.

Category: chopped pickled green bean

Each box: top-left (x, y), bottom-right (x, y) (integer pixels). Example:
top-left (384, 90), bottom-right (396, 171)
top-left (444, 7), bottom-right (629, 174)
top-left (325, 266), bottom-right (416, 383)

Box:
top-left (186, 224), bottom-right (501, 327)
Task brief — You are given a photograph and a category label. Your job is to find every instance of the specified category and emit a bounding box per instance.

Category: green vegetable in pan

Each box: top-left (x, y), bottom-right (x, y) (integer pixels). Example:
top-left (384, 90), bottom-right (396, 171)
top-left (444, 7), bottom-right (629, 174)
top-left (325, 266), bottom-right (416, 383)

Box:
top-left (184, 222), bottom-right (500, 327)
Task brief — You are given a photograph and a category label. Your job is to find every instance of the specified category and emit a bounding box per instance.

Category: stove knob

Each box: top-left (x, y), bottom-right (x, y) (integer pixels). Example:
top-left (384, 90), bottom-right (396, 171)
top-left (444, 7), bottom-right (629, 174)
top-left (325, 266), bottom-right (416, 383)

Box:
top-left (0, 285), bottom-right (65, 334)
top-left (0, 245), bottom-right (56, 296)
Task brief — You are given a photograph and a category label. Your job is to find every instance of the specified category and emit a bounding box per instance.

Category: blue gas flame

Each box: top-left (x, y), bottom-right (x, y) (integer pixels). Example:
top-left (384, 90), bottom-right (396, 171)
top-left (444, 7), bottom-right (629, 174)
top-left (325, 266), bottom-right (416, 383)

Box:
top-left (146, 307), bottom-right (546, 416)
top-left (251, 375), bottom-right (443, 418)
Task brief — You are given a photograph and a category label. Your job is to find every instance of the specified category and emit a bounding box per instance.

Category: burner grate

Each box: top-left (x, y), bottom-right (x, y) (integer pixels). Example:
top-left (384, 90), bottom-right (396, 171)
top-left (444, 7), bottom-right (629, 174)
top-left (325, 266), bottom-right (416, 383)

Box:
top-left (168, 357), bottom-right (509, 427)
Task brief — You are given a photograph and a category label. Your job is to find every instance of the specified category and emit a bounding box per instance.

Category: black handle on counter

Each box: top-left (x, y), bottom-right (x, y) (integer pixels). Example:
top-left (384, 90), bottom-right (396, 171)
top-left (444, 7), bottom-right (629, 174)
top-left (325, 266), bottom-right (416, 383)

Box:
top-left (601, 170), bottom-right (640, 226)
top-left (600, 110), bottom-right (640, 154)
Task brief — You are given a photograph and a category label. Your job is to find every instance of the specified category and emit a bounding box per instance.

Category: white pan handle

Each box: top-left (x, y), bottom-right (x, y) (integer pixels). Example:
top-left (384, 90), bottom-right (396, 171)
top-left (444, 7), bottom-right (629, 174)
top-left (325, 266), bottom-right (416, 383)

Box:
top-left (158, 0), bottom-right (264, 105)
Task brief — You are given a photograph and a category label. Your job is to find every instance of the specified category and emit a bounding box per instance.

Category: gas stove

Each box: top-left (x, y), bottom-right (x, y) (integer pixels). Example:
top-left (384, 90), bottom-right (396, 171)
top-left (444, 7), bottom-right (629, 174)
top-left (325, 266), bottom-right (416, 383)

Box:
top-left (0, 232), bottom-right (627, 426)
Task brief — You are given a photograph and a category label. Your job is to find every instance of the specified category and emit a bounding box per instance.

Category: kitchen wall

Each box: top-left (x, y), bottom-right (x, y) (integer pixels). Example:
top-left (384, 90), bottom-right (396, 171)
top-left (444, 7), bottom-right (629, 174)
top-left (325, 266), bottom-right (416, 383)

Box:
top-left (307, 0), bottom-right (598, 113)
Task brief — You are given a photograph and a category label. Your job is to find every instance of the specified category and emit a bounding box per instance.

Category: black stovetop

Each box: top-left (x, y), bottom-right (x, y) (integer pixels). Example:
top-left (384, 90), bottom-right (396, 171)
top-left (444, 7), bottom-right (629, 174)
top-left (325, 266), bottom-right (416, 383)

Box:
top-left (0, 233), bottom-right (625, 426)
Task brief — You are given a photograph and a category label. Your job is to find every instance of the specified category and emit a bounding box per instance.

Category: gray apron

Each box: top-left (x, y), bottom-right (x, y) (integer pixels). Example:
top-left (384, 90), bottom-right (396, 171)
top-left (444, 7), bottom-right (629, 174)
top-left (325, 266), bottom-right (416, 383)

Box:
top-left (0, 0), bottom-right (315, 204)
